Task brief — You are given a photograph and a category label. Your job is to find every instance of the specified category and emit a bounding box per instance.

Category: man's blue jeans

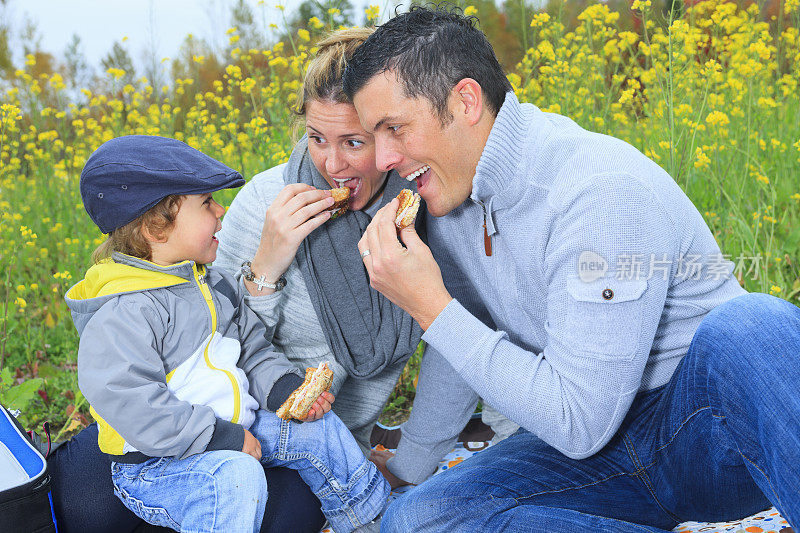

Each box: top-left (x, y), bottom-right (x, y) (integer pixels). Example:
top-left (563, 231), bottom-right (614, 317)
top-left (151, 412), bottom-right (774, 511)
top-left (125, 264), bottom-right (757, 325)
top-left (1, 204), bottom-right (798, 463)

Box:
top-left (112, 409), bottom-right (389, 533)
top-left (383, 293), bottom-right (800, 532)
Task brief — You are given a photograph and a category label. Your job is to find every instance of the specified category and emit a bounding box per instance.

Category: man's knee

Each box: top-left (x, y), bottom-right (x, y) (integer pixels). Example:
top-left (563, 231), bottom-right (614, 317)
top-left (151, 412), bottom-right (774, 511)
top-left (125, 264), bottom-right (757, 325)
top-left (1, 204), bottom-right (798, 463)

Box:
top-left (381, 489), bottom-right (437, 532)
top-left (694, 292), bottom-right (800, 373)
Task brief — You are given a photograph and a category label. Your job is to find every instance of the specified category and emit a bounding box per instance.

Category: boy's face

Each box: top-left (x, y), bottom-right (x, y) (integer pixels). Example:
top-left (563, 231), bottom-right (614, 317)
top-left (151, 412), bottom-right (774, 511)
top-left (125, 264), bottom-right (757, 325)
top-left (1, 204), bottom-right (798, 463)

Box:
top-left (151, 193), bottom-right (226, 266)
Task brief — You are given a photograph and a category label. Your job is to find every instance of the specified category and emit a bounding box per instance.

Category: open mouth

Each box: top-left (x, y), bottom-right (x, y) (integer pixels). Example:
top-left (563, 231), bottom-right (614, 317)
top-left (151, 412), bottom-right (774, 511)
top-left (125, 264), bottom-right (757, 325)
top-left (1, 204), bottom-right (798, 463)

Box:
top-left (331, 176), bottom-right (362, 198)
top-left (404, 165), bottom-right (431, 194)
top-left (404, 165), bottom-right (430, 182)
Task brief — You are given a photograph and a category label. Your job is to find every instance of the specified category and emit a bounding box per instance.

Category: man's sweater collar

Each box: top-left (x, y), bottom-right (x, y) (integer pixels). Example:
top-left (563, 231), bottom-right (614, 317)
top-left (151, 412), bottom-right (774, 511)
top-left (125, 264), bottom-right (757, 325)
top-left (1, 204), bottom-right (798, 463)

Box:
top-left (468, 91), bottom-right (540, 233)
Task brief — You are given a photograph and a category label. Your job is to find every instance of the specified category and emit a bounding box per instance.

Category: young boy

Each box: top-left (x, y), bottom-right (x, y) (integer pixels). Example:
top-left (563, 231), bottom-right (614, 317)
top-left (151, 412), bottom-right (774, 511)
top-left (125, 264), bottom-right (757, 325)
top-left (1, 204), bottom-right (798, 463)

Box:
top-left (65, 135), bottom-right (389, 533)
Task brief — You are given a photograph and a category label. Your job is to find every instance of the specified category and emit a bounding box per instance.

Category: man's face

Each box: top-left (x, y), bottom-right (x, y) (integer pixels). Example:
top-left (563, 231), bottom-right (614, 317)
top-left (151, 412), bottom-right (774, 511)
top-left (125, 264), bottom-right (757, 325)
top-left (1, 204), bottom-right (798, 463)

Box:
top-left (352, 70), bottom-right (474, 217)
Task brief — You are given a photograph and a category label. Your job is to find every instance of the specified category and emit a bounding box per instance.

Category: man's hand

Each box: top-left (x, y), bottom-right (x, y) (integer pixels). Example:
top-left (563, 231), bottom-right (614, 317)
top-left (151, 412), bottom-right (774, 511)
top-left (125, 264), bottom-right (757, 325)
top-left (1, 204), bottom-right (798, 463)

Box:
top-left (369, 448), bottom-right (409, 489)
top-left (357, 198), bottom-right (452, 330)
top-left (302, 391), bottom-right (335, 422)
top-left (242, 428), bottom-right (262, 460)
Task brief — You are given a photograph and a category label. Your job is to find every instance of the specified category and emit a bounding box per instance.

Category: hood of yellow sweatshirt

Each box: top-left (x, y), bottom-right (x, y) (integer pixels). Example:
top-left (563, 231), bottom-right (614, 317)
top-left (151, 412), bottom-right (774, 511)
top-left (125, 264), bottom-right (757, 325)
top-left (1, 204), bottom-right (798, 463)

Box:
top-left (65, 255), bottom-right (194, 335)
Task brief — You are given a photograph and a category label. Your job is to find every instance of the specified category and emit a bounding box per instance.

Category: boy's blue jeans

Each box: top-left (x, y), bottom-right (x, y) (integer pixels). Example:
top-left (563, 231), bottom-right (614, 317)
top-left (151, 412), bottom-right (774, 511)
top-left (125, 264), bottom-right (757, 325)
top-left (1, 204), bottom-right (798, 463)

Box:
top-left (383, 292), bottom-right (800, 532)
top-left (111, 409), bottom-right (389, 533)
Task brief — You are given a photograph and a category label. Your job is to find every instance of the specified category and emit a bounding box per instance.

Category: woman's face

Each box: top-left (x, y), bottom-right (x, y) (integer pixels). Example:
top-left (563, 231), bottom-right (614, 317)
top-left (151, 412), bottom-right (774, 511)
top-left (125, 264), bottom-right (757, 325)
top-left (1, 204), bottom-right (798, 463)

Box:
top-left (305, 99), bottom-right (387, 211)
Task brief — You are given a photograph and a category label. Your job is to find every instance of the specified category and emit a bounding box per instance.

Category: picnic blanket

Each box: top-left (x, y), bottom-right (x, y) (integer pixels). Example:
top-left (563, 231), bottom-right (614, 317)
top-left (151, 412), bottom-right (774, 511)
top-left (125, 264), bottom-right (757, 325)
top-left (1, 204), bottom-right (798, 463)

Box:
top-left (320, 423), bottom-right (794, 533)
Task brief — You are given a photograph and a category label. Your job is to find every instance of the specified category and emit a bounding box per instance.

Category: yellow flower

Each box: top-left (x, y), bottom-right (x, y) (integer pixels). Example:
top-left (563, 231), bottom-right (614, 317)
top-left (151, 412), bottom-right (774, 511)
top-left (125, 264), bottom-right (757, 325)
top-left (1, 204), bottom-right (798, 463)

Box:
top-left (14, 297), bottom-right (27, 309)
top-left (530, 13), bottom-right (550, 28)
top-left (298, 29), bottom-right (310, 42)
top-left (769, 285), bottom-right (782, 295)
top-left (705, 110), bottom-right (730, 128)
top-left (365, 5), bottom-right (380, 21)
top-left (464, 5), bottom-right (478, 16)
top-left (106, 68), bottom-right (125, 80)
top-left (537, 40), bottom-right (556, 62)
top-left (694, 147), bottom-right (711, 169)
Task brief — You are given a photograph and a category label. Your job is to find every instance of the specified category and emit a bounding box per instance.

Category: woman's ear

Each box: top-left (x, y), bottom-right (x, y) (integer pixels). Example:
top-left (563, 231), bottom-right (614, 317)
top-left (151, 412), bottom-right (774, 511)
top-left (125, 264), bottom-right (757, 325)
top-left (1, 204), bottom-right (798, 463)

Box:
top-left (452, 78), bottom-right (484, 126)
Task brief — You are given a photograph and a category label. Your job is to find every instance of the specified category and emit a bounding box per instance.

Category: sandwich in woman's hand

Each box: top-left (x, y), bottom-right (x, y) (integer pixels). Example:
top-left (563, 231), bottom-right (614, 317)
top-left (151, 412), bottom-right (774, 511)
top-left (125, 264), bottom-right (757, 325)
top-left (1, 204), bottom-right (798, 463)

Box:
top-left (394, 189), bottom-right (421, 229)
top-left (326, 187), bottom-right (350, 219)
top-left (276, 362), bottom-right (334, 421)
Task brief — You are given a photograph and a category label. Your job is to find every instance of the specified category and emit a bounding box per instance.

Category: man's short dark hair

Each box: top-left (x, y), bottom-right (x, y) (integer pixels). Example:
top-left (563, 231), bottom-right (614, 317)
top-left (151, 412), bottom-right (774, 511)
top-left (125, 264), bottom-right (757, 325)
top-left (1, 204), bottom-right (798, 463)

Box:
top-left (343, 5), bottom-right (511, 122)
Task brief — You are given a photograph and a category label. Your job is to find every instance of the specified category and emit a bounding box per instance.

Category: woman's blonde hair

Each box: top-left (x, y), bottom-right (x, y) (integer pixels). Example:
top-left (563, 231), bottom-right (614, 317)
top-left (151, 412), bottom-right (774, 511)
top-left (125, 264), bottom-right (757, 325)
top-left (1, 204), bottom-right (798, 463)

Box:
top-left (294, 27), bottom-right (375, 117)
top-left (91, 195), bottom-right (183, 263)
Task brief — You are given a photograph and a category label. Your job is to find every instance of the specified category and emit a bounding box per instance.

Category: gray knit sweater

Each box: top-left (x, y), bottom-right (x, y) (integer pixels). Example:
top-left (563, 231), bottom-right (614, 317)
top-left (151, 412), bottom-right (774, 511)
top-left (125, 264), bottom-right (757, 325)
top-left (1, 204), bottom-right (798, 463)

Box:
top-left (387, 92), bottom-right (748, 484)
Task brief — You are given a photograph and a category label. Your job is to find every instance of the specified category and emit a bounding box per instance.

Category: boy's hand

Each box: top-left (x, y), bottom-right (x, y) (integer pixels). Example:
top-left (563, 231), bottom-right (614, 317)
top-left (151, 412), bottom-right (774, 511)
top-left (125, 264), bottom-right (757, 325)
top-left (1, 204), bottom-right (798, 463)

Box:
top-left (302, 391), bottom-right (334, 422)
top-left (242, 429), bottom-right (262, 460)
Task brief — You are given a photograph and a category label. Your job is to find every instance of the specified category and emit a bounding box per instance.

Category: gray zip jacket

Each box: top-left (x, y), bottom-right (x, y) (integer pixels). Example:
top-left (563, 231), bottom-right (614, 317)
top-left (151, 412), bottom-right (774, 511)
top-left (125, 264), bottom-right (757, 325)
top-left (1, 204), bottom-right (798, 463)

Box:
top-left (65, 252), bottom-right (303, 462)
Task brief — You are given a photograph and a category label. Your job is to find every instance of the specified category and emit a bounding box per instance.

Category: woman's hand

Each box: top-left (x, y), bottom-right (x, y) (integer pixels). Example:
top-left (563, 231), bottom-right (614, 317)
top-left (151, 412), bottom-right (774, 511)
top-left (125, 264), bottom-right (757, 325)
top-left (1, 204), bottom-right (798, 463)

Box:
top-left (302, 391), bottom-right (335, 422)
top-left (242, 428), bottom-right (262, 460)
top-left (246, 184), bottom-right (334, 295)
top-left (369, 449), bottom-right (409, 489)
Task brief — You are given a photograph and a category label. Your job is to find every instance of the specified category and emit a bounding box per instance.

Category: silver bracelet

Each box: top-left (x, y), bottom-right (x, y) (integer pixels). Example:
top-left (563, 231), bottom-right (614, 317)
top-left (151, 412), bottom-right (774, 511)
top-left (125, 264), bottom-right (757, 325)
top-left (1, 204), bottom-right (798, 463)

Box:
top-left (240, 261), bottom-right (286, 292)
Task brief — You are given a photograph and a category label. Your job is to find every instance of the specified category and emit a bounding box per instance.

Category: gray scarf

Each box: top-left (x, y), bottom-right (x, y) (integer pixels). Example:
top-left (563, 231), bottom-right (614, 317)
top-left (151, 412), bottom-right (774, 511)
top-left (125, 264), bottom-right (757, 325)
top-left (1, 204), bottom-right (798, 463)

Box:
top-left (284, 137), bottom-right (424, 379)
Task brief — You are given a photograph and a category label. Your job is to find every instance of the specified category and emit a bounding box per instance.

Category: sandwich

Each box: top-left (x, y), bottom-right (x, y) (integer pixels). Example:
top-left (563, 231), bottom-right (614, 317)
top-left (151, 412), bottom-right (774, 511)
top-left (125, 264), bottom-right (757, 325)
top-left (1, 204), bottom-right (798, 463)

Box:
top-left (326, 187), bottom-right (350, 219)
top-left (276, 362), bottom-right (334, 421)
top-left (394, 189), bottom-right (421, 229)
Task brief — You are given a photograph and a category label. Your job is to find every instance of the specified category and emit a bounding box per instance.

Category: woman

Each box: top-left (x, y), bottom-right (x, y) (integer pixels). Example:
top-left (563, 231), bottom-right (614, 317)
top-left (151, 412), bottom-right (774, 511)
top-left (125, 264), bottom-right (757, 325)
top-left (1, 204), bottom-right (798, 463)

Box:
top-left (214, 27), bottom-right (423, 455)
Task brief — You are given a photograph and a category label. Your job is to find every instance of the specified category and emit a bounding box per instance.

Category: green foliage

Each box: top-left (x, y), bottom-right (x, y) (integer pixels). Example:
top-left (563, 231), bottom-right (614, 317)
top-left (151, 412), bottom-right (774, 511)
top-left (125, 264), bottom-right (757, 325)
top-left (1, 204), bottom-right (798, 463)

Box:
top-left (0, 366), bottom-right (43, 412)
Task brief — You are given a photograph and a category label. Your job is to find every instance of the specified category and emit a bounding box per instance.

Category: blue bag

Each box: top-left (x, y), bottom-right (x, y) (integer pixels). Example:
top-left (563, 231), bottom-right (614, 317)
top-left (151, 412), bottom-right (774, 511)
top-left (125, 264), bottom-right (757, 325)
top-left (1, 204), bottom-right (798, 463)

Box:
top-left (0, 404), bottom-right (57, 532)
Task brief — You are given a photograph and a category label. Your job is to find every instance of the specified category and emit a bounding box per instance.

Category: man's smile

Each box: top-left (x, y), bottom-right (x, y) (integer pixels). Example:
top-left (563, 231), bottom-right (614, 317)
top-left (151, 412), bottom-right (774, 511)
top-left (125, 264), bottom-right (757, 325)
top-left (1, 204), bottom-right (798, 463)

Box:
top-left (403, 165), bottom-right (430, 182)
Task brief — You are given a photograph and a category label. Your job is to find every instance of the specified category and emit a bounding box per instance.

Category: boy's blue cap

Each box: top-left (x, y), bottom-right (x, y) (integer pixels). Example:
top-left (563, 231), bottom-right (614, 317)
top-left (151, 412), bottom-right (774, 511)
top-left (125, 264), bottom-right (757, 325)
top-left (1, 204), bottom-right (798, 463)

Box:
top-left (80, 135), bottom-right (245, 234)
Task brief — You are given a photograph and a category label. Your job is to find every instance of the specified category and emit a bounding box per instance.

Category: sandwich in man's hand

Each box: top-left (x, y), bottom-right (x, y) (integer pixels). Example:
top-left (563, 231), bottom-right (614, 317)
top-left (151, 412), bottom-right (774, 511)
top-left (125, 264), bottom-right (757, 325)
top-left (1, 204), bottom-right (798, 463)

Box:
top-left (326, 187), bottom-right (350, 219)
top-left (276, 362), bottom-right (334, 421)
top-left (394, 189), bottom-right (421, 229)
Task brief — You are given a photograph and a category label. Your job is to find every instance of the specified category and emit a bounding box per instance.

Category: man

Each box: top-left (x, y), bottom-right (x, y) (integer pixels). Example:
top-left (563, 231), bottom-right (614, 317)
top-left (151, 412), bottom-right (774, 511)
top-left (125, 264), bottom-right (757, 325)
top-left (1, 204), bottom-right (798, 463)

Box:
top-left (342, 6), bottom-right (800, 533)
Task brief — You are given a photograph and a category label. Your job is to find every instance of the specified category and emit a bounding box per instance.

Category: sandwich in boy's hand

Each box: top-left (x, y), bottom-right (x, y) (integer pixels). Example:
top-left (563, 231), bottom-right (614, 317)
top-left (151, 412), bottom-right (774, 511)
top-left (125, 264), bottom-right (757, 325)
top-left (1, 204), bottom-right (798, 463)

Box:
top-left (276, 362), bottom-right (334, 421)
top-left (326, 187), bottom-right (350, 219)
top-left (394, 189), bottom-right (421, 229)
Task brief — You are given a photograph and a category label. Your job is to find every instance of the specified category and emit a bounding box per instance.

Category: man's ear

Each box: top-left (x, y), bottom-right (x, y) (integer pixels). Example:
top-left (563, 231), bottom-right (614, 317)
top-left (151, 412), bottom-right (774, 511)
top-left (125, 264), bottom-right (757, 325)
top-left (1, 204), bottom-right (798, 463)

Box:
top-left (452, 78), bottom-right (484, 126)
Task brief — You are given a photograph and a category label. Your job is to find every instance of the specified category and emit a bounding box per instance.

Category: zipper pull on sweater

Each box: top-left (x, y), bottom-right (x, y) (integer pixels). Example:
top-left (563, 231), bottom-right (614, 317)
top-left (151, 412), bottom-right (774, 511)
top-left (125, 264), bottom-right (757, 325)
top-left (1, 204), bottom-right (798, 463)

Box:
top-left (483, 217), bottom-right (492, 256)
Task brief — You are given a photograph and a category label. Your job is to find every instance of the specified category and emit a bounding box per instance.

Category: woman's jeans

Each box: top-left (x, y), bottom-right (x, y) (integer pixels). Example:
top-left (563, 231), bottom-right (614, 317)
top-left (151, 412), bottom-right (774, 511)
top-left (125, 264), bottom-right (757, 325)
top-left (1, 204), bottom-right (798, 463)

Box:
top-left (48, 424), bottom-right (326, 533)
top-left (383, 293), bottom-right (800, 532)
top-left (111, 409), bottom-right (389, 533)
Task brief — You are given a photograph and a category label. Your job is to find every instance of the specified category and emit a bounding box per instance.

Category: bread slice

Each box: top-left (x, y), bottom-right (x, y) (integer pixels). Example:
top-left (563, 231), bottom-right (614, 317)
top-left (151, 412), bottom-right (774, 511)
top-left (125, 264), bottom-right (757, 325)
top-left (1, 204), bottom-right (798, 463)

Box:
top-left (394, 189), bottom-right (421, 229)
top-left (326, 187), bottom-right (350, 219)
top-left (276, 362), bottom-right (334, 421)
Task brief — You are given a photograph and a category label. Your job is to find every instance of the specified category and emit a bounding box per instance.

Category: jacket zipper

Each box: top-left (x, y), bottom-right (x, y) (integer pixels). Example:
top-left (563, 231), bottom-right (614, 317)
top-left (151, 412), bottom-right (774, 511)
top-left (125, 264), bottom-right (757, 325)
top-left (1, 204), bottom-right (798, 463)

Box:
top-left (194, 264), bottom-right (241, 424)
top-left (474, 199), bottom-right (493, 256)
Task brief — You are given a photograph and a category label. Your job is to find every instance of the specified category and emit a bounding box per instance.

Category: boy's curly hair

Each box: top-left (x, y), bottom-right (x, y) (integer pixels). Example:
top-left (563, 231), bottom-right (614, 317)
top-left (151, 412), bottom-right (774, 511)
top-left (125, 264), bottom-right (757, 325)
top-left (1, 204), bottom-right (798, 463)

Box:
top-left (92, 195), bottom-right (183, 263)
